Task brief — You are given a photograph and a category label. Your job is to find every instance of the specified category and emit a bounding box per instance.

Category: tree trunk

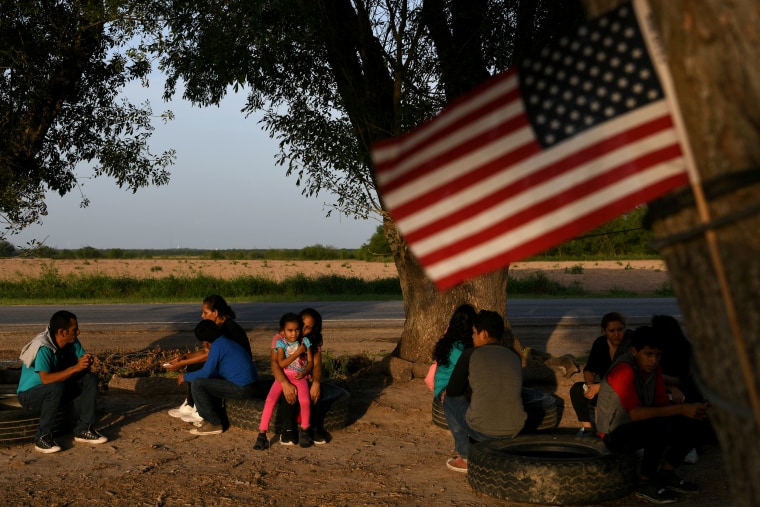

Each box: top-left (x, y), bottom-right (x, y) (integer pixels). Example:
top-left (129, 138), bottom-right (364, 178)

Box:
top-left (582, 2), bottom-right (760, 505)
top-left (384, 216), bottom-right (509, 364)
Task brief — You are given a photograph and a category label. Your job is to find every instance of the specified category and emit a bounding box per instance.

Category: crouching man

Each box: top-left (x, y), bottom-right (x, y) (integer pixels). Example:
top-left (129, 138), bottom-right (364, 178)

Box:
top-left (178, 320), bottom-right (259, 436)
top-left (17, 310), bottom-right (107, 453)
top-left (596, 326), bottom-right (708, 504)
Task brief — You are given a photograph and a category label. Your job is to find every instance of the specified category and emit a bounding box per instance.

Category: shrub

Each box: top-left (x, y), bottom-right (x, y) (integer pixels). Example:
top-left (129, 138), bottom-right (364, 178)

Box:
top-left (0, 240), bottom-right (17, 258)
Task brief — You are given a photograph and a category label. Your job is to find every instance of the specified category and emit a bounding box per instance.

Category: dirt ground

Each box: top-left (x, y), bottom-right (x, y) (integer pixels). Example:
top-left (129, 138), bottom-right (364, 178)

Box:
top-left (0, 260), bottom-right (732, 506)
top-left (0, 258), bottom-right (670, 294)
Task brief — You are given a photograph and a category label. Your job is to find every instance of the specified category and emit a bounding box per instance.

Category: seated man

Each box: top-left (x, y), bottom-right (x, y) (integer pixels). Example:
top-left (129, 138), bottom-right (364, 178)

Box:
top-left (178, 320), bottom-right (259, 436)
top-left (569, 312), bottom-right (630, 436)
top-left (442, 310), bottom-right (526, 473)
top-left (17, 310), bottom-right (108, 454)
top-left (596, 326), bottom-right (708, 504)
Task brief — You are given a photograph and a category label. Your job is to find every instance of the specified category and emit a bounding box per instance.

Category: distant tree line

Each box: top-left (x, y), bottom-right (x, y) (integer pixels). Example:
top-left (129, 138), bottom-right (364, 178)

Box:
top-left (0, 225), bottom-right (394, 261)
top-left (1, 209), bottom-right (655, 260)
top-left (538, 207), bottom-right (657, 258)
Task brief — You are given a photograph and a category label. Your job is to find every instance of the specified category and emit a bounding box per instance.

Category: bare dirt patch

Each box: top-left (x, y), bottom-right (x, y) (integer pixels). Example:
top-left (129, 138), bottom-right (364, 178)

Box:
top-left (0, 353), bottom-right (728, 507)
top-left (0, 258), bottom-right (670, 294)
top-left (0, 258), bottom-right (399, 282)
top-left (2, 363), bottom-right (727, 506)
top-left (0, 259), bottom-right (727, 506)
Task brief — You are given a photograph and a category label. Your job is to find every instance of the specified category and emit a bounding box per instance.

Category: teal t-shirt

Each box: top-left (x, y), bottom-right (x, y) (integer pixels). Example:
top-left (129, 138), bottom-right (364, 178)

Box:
top-left (17, 340), bottom-right (86, 393)
top-left (434, 341), bottom-right (465, 397)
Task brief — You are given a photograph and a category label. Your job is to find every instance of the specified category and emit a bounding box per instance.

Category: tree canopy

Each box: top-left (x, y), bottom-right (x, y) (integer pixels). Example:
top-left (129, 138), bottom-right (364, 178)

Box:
top-left (149, 1), bottom-right (583, 219)
top-left (145, 0), bottom-right (586, 362)
top-left (0, 0), bottom-right (174, 236)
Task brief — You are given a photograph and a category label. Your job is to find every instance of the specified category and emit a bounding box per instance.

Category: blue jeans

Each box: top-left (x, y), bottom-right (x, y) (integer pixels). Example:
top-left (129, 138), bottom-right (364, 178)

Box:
top-left (191, 378), bottom-right (258, 425)
top-left (17, 371), bottom-right (99, 440)
top-left (443, 395), bottom-right (493, 459)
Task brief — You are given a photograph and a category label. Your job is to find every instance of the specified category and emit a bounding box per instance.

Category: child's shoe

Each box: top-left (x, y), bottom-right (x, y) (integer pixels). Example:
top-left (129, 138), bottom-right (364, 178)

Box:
top-left (298, 428), bottom-right (314, 448)
top-left (253, 433), bottom-right (269, 451)
top-left (280, 430), bottom-right (296, 446)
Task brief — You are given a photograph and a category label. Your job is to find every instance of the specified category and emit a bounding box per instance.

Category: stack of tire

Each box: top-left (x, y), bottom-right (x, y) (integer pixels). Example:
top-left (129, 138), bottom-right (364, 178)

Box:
top-left (0, 367), bottom-right (70, 447)
top-left (467, 434), bottom-right (637, 504)
top-left (225, 379), bottom-right (352, 433)
top-left (431, 384), bottom-right (636, 504)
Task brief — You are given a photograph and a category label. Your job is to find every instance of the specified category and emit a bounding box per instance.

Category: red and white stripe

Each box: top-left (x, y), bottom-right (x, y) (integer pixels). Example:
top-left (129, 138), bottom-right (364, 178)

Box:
top-left (373, 70), bottom-right (688, 290)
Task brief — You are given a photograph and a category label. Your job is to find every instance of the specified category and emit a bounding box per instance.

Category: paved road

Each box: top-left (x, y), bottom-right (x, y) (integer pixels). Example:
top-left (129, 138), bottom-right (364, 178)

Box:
top-left (0, 298), bottom-right (679, 328)
top-left (0, 299), bottom-right (681, 358)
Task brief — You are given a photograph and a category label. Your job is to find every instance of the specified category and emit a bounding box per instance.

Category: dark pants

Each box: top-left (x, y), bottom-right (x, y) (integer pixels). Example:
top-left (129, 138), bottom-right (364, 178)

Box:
top-left (569, 381), bottom-right (597, 424)
top-left (191, 378), bottom-right (259, 425)
top-left (17, 371), bottom-right (99, 440)
top-left (185, 362), bottom-right (204, 406)
top-left (277, 386), bottom-right (326, 433)
top-left (603, 416), bottom-right (701, 479)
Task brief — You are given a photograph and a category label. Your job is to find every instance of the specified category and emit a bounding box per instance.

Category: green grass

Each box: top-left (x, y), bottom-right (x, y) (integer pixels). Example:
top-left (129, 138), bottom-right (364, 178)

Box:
top-left (508, 271), bottom-right (586, 297)
top-left (0, 269), bottom-right (403, 304)
top-left (0, 264), bottom-right (673, 304)
top-left (564, 263), bottom-right (585, 274)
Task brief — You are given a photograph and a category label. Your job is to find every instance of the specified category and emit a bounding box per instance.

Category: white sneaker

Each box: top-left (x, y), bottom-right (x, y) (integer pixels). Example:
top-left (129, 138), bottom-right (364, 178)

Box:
top-left (180, 407), bottom-right (203, 423)
top-left (168, 400), bottom-right (194, 418)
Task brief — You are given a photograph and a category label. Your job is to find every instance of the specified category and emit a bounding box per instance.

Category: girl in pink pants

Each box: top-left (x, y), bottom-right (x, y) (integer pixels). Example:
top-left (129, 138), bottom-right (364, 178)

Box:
top-left (253, 312), bottom-right (313, 449)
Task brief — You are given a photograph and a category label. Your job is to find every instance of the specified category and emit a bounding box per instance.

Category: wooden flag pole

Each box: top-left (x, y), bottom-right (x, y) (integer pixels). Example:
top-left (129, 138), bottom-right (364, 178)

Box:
top-left (634, 0), bottom-right (760, 432)
top-left (690, 182), bottom-right (760, 433)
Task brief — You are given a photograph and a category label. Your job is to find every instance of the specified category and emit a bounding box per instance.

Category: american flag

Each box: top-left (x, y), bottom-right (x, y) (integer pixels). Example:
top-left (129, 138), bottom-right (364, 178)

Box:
top-left (372, 0), bottom-right (693, 290)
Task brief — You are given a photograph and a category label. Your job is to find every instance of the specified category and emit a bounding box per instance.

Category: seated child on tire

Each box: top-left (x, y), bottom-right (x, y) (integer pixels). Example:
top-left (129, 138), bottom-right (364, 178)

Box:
top-left (253, 313), bottom-right (313, 449)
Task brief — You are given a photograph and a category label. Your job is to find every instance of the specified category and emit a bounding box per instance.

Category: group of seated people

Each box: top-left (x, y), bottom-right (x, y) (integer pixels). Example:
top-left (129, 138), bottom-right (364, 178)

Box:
top-left (16, 295), bottom-right (328, 454)
top-left (569, 311), bottom-right (709, 503)
top-left (430, 305), bottom-right (527, 473)
top-left (16, 298), bottom-right (709, 504)
top-left (164, 296), bottom-right (328, 447)
top-left (432, 308), bottom-right (709, 505)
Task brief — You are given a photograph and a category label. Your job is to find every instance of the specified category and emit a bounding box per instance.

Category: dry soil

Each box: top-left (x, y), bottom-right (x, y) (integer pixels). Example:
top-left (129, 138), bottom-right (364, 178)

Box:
top-left (0, 260), bottom-right (730, 507)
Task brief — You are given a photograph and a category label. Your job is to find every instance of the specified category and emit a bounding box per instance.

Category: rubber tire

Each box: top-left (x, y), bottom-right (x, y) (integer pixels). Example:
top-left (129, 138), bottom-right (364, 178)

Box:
top-left (312, 382), bottom-right (351, 431)
top-left (431, 387), bottom-right (559, 432)
top-left (520, 387), bottom-right (560, 433)
top-left (0, 396), bottom-right (72, 447)
top-left (467, 435), bottom-right (637, 505)
top-left (431, 394), bottom-right (448, 429)
top-left (225, 380), bottom-right (351, 433)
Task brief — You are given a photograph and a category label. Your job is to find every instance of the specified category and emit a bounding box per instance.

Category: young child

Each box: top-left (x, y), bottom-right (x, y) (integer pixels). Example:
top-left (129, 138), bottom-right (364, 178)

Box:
top-left (254, 312), bottom-right (313, 449)
top-left (283, 308), bottom-right (329, 444)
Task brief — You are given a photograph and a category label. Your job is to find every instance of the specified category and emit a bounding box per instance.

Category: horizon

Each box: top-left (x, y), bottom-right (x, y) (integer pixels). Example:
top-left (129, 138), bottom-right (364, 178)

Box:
top-left (8, 78), bottom-right (379, 251)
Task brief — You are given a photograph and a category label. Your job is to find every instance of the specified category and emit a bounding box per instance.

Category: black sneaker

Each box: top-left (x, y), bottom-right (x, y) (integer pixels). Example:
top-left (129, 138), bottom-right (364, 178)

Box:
top-left (253, 433), bottom-right (269, 451)
top-left (34, 433), bottom-right (62, 454)
top-left (660, 471), bottom-right (699, 493)
top-left (74, 427), bottom-right (108, 444)
top-left (312, 428), bottom-right (328, 445)
top-left (280, 430), bottom-right (296, 446)
top-left (633, 481), bottom-right (678, 504)
top-left (298, 428), bottom-right (314, 448)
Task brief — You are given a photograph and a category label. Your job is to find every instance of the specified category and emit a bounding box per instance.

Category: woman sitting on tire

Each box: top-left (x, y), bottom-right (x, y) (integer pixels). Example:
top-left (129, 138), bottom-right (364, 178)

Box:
top-left (165, 295), bottom-right (254, 423)
top-left (272, 308), bottom-right (329, 445)
top-left (431, 304), bottom-right (477, 401)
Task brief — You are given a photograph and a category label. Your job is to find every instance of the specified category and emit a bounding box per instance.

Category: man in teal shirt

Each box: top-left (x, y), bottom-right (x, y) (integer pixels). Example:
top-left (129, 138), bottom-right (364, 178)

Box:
top-left (17, 310), bottom-right (107, 453)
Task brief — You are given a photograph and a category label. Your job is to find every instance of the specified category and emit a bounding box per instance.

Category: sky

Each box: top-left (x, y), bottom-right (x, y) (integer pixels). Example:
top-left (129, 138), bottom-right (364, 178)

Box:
top-left (10, 82), bottom-right (380, 251)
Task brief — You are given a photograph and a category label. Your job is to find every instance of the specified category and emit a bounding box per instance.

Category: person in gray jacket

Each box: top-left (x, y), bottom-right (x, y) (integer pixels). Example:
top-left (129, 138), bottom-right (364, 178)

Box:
top-left (596, 326), bottom-right (708, 504)
top-left (442, 310), bottom-right (526, 473)
top-left (17, 310), bottom-right (107, 453)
